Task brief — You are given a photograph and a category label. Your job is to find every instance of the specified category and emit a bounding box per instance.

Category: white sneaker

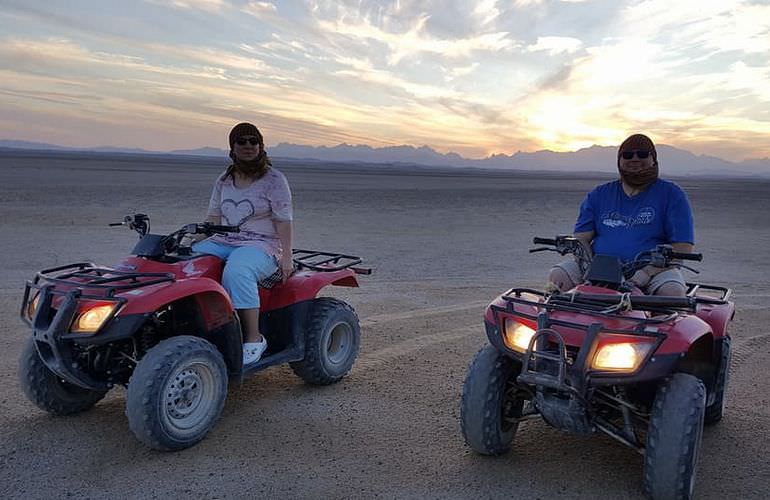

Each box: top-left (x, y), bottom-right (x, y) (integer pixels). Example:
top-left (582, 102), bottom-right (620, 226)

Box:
top-left (243, 338), bottom-right (268, 365)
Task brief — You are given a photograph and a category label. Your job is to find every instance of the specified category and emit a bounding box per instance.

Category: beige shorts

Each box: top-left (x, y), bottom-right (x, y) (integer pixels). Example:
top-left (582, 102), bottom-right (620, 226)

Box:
top-left (553, 259), bottom-right (686, 295)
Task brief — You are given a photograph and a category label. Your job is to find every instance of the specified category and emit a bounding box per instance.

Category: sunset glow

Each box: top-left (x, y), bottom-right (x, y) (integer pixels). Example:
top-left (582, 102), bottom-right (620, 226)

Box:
top-left (0, 0), bottom-right (768, 161)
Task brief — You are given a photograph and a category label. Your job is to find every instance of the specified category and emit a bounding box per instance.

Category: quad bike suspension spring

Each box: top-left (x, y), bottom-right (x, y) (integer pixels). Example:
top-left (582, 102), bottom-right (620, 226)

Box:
top-left (138, 324), bottom-right (158, 354)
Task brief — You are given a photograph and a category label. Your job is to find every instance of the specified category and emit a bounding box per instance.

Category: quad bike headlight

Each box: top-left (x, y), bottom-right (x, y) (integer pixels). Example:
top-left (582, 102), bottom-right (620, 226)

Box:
top-left (71, 304), bottom-right (118, 334)
top-left (503, 318), bottom-right (536, 353)
top-left (591, 339), bottom-right (655, 372)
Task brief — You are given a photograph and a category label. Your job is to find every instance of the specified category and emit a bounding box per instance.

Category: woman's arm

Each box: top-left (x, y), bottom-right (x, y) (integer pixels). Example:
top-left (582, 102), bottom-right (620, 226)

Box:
top-left (274, 220), bottom-right (293, 282)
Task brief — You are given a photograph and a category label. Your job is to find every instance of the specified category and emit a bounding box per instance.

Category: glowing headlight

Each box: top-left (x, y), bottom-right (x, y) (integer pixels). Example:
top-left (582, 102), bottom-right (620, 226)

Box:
top-left (592, 342), bottom-right (653, 372)
top-left (503, 318), bottom-right (536, 352)
top-left (71, 304), bottom-right (117, 333)
top-left (27, 292), bottom-right (41, 320)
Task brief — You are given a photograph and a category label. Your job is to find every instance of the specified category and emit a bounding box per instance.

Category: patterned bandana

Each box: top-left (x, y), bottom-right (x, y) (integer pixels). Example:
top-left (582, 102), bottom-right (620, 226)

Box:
top-left (617, 134), bottom-right (659, 188)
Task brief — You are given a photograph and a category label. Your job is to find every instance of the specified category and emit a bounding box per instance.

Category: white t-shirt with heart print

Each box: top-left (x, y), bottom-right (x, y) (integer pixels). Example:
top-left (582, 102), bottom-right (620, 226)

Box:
top-left (205, 167), bottom-right (293, 257)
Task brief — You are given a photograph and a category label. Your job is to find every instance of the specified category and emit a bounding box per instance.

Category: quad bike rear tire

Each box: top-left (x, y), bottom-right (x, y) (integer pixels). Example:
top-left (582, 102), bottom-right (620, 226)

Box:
top-left (460, 344), bottom-right (524, 455)
top-left (704, 335), bottom-right (731, 425)
top-left (643, 373), bottom-right (706, 500)
top-left (126, 336), bottom-right (228, 451)
top-left (18, 337), bottom-right (108, 415)
top-left (290, 298), bottom-right (360, 385)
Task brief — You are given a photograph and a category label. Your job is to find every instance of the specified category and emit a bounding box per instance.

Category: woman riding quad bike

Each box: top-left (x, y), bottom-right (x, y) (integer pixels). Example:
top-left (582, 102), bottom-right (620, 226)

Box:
top-left (19, 214), bottom-right (370, 451)
top-left (460, 235), bottom-right (733, 500)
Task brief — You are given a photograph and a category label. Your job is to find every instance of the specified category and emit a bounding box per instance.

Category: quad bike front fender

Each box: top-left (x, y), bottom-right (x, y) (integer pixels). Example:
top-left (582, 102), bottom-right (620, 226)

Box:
top-left (655, 315), bottom-right (714, 355)
top-left (259, 269), bottom-right (359, 313)
top-left (695, 301), bottom-right (734, 339)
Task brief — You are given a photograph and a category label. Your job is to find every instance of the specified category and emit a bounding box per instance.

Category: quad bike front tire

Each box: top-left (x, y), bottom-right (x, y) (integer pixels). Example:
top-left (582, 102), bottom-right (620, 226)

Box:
top-left (290, 298), bottom-right (360, 386)
top-left (18, 337), bottom-right (108, 415)
top-left (126, 336), bottom-right (228, 451)
top-left (643, 373), bottom-right (706, 500)
top-left (704, 335), bottom-right (731, 425)
top-left (460, 344), bottom-right (524, 455)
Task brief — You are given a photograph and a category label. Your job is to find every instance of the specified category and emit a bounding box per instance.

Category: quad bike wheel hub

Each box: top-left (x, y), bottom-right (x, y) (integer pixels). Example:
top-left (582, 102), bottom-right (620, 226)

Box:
top-left (327, 321), bottom-right (353, 365)
top-left (163, 363), bottom-right (217, 432)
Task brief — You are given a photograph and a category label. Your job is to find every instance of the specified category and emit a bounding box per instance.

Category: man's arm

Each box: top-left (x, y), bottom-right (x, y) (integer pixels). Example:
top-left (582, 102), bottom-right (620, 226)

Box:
top-left (672, 242), bottom-right (694, 254)
top-left (631, 241), bottom-right (695, 287)
top-left (574, 230), bottom-right (595, 259)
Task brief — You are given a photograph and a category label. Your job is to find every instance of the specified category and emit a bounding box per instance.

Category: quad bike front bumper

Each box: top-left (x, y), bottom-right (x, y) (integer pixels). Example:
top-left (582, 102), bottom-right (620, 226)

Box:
top-left (21, 284), bottom-right (146, 390)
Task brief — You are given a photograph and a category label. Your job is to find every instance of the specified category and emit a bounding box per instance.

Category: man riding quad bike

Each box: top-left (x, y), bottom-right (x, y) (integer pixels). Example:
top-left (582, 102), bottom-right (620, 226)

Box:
top-left (19, 213), bottom-right (370, 451)
top-left (460, 236), bottom-right (733, 500)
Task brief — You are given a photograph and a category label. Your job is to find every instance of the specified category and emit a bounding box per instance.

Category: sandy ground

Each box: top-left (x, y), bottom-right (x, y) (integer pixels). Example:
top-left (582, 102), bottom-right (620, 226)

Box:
top-left (1, 151), bottom-right (769, 499)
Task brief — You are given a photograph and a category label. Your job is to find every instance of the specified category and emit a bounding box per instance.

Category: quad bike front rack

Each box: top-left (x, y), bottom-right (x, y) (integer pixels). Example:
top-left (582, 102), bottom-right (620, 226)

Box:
top-left (30, 262), bottom-right (174, 296)
top-left (22, 263), bottom-right (174, 326)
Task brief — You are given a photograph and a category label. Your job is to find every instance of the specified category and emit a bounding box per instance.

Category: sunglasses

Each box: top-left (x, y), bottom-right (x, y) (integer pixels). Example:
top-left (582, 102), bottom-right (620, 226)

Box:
top-left (235, 137), bottom-right (260, 146)
top-left (621, 150), bottom-right (652, 160)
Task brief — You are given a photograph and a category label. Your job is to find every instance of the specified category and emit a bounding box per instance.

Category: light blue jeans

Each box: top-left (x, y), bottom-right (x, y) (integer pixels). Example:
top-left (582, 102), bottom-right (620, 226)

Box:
top-left (192, 240), bottom-right (278, 309)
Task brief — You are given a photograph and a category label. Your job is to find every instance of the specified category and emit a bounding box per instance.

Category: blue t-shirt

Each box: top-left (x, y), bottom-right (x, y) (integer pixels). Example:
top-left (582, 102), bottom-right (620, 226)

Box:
top-left (574, 179), bottom-right (694, 263)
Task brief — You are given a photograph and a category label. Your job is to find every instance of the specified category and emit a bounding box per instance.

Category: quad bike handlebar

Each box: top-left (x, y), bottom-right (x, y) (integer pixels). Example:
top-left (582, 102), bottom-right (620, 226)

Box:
top-left (110, 213), bottom-right (151, 236)
top-left (110, 214), bottom-right (242, 257)
top-left (531, 235), bottom-right (703, 281)
top-left (624, 246), bottom-right (702, 277)
top-left (530, 235), bottom-right (591, 275)
top-left (182, 223), bottom-right (241, 236)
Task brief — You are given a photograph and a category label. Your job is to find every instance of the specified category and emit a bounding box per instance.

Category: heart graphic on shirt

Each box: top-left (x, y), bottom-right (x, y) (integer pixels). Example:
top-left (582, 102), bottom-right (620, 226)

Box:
top-left (221, 199), bottom-right (255, 226)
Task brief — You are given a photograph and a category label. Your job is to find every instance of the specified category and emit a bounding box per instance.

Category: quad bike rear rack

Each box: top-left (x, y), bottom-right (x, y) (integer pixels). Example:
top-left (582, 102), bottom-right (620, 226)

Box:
top-left (292, 249), bottom-right (371, 274)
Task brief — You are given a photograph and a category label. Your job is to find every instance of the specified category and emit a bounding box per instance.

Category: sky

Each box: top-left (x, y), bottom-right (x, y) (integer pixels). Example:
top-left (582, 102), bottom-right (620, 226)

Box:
top-left (0, 0), bottom-right (769, 162)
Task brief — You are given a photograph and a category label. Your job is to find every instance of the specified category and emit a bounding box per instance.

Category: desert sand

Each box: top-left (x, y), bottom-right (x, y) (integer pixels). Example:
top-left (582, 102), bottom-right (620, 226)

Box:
top-left (1, 150), bottom-right (768, 498)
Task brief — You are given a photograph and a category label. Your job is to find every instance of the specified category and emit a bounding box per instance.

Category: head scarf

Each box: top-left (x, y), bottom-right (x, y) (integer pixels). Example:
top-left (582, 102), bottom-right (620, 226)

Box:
top-left (617, 133), bottom-right (659, 188)
top-left (224, 122), bottom-right (271, 179)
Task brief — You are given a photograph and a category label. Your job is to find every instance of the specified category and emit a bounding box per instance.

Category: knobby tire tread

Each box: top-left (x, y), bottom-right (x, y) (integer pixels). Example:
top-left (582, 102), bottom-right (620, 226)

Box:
top-left (290, 298), bottom-right (360, 386)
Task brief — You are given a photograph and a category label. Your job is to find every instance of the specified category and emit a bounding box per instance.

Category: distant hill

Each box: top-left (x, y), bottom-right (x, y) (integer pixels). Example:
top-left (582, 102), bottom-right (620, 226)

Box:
top-left (2, 139), bottom-right (768, 178)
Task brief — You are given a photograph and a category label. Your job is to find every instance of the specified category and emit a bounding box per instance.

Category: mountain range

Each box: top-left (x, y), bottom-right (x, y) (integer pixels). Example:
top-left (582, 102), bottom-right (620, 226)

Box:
top-left (2, 139), bottom-right (769, 178)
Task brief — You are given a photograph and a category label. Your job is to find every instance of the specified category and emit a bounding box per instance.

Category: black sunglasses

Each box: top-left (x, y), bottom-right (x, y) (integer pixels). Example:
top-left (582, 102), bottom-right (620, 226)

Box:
top-left (621, 150), bottom-right (651, 160)
top-left (235, 137), bottom-right (260, 146)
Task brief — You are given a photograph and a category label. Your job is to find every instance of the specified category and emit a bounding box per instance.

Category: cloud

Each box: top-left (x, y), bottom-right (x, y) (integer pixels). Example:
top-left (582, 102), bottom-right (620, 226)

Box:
top-left (446, 62), bottom-right (480, 80)
top-left (527, 36), bottom-right (583, 55)
top-left (332, 56), bottom-right (462, 100)
top-left (473, 0), bottom-right (501, 26)
top-left (1, 0), bottom-right (768, 162)
top-left (314, 5), bottom-right (518, 65)
top-left (145, 0), bottom-right (228, 13)
top-left (241, 1), bottom-right (277, 17)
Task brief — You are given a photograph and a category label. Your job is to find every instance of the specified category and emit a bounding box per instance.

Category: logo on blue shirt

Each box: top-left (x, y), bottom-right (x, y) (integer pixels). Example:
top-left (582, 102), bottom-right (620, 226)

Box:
top-left (601, 206), bottom-right (656, 229)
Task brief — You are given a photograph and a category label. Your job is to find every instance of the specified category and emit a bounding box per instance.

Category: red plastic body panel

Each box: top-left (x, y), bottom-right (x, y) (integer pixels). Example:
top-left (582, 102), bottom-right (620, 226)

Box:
top-left (694, 301), bottom-right (734, 339)
top-left (486, 283), bottom-right (723, 356)
top-left (60, 255), bottom-right (359, 320)
top-left (259, 269), bottom-right (359, 312)
top-left (114, 255), bottom-right (233, 330)
top-left (116, 255), bottom-right (224, 282)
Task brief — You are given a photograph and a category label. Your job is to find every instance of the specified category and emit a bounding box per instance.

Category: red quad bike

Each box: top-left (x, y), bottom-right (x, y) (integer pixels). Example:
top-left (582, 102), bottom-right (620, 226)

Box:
top-left (19, 213), bottom-right (370, 451)
top-left (460, 236), bottom-right (733, 500)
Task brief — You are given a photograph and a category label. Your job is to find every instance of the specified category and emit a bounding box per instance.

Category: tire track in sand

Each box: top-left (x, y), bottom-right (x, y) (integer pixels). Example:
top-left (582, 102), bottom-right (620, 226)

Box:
top-left (731, 332), bottom-right (770, 365)
top-left (355, 324), bottom-right (478, 371)
top-left (360, 300), bottom-right (488, 327)
top-left (356, 301), bottom-right (488, 371)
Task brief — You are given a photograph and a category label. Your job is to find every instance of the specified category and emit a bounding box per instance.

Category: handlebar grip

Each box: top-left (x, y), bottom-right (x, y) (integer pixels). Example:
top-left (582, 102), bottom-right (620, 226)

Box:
top-left (670, 252), bottom-right (703, 261)
top-left (108, 223), bottom-right (124, 226)
top-left (533, 237), bottom-right (556, 246)
top-left (207, 225), bottom-right (240, 233)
